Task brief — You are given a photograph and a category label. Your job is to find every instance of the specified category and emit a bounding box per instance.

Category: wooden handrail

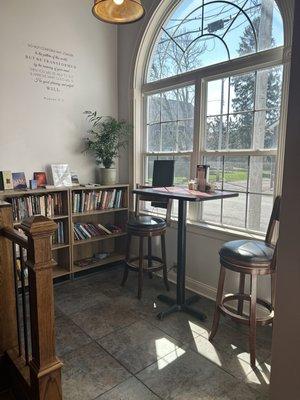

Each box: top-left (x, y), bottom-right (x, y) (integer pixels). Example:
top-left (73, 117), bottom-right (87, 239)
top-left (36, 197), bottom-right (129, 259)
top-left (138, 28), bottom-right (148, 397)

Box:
top-left (0, 202), bottom-right (63, 400)
top-left (1, 227), bottom-right (28, 249)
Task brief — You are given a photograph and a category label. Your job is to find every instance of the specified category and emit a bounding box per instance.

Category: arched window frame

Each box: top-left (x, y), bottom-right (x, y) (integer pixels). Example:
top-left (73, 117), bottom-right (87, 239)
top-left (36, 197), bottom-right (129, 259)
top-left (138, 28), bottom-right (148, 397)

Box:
top-left (133, 0), bottom-right (294, 235)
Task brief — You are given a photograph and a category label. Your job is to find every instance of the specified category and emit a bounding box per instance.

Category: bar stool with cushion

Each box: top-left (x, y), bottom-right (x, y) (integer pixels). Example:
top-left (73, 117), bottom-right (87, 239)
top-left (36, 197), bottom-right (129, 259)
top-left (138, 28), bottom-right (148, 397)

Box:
top-left (209, 196), bottom-right (281, 367)
top-left (121, 160), bottom-right (174, 299)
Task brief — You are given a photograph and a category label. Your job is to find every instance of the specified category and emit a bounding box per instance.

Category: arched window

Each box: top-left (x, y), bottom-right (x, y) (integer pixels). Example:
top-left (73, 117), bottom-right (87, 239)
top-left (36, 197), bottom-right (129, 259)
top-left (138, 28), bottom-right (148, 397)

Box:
top-left (140, 0), bottom-right (286, 234)
top-left (147, 0), bottom-right (284, 82)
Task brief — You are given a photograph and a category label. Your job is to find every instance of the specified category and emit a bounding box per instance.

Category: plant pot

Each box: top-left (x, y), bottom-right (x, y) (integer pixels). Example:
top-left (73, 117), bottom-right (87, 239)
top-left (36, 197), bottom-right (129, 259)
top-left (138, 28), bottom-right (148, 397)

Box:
top-left (101, 168), bottom-right (117, 185)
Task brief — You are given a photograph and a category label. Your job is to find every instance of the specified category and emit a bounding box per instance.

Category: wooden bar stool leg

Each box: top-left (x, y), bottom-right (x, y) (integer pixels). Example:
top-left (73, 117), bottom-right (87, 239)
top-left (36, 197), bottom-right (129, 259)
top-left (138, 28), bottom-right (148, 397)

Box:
top-left (238, 273), bottom-right (246, 316)
top-left (161, 233), bottom-right (169, 291)
top-left (249, 274), bottom-right (258, 368)
top-left (138, 237), bottom-right (144, 299)
top-left (148, 237), bottom-right (153, 279)
top-left (121, 234), bottom-right (131, 287)
top-left (210, 265), bottom-right (226, 341)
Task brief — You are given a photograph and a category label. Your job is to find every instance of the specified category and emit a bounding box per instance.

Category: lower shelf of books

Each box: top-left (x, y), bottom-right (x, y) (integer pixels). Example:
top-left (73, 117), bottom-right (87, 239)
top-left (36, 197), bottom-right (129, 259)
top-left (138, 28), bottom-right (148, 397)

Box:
top-left (72, 253), bottom-right (125, 273)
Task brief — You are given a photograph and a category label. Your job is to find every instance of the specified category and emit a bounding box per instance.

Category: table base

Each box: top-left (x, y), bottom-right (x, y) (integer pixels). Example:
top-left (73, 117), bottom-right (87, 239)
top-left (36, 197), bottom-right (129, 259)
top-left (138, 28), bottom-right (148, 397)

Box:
top-left (157, 294), bottom-right (207, 321)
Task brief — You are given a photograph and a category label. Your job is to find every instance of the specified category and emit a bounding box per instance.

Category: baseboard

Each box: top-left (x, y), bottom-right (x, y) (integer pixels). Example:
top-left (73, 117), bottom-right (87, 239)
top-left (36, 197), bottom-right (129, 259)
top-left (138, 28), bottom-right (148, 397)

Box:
top-left (166, 270), bottom-right (218, 301)
top-left (157, 270), bottom-right (269, 316)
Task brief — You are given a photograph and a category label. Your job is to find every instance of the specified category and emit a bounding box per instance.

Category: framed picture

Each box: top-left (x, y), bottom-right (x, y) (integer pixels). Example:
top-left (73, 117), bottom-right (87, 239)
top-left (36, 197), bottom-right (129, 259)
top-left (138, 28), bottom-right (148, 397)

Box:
top-left (71, 172), bottom-right (80, 187)
top-left (33, 172), bottom-right (47, 188)
top-left (0, 171), bottom-right (13, 190)
top-left (51, 164), bottom-right (72, 187)
top-left (12, 172), bottom-right (27, 190)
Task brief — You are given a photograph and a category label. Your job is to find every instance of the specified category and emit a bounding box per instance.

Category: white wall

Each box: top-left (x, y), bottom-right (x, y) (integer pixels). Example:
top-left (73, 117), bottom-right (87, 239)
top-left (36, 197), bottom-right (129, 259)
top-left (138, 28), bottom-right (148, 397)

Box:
top-left (117, 0), bottom-right (293, 303)
top-left (0, 0), bottom-right (117, 184)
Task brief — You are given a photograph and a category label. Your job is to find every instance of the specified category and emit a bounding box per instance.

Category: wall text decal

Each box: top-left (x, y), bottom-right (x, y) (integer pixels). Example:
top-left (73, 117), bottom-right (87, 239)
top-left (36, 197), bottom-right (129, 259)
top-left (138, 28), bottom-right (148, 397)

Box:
top-left (25, 43), bottom-right (77, 102)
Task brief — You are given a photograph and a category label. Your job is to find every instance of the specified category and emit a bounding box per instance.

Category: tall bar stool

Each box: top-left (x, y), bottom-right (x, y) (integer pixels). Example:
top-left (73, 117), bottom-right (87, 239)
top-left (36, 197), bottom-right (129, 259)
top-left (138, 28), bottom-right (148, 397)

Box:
top-left (210, 196), bottom-right (281, 367)
top-left (121, 160), bottom-right (174, 299)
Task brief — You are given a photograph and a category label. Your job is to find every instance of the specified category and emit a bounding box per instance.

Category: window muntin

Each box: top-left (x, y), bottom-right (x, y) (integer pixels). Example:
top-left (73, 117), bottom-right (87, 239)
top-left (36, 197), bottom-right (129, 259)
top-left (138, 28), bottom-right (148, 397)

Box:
top-left (147, 0), bottom-right (284, 83)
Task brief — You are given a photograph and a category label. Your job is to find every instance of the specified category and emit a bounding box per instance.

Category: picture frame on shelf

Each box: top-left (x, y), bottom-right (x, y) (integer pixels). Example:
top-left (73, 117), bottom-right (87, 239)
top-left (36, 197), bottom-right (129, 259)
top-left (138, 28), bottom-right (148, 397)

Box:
top-left (33, 172), bottom-right (47, 188)
top-left (12, 172), bottom-right (27, 190)
top-left (0, 171), bottom-right (13, 190)
top-left (51, 164), bottom-right (72, 187)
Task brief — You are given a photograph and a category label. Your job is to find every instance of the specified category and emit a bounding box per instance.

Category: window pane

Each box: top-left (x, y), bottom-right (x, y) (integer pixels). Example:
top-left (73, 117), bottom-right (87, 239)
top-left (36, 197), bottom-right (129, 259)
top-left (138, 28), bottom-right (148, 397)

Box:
top-left (253, 110), bottom-right (280, 149)
top-left (230, 73), bottom-right (255, 113)
top-left (204, 156), bottom-right (223, 190)
top-left (161, 122), bottom-right (177, 152)
top-left (249, 156), bottom-right (276, 194)
top-left (202, 200), bottom-right (222, 225)
top-left (206, 116), bottom-right (227, 150)
top-left (247, 194), bottom-right (273, 232)
top-left (222, 193), bottom-right (247, 229)
top-left (178, 120), bottom-right (194, 151)
top-left (145, 156), bottom-right (156, 184)
top-left (148, 94), bottom-right (160, 123)
top-left (228, 113), bottom-right (253, 150)
top-left (207, 78), bottom-right (229, 116)
top-left (161, 91), bottom-right (177, 122)
top-left (147, 124), bottom-right (161, 152)
top-left (174, 156), bottom-right (190, 186)
top-left (178, 86), bottom-right (195, 119)
top-left (223, 157), bottom-right (248, 192)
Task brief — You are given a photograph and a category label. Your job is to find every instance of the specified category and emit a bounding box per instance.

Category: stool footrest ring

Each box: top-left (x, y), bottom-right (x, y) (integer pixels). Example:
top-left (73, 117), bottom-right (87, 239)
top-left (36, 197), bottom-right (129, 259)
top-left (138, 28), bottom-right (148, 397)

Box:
top-left (219, 293), bottom-right (274, 326)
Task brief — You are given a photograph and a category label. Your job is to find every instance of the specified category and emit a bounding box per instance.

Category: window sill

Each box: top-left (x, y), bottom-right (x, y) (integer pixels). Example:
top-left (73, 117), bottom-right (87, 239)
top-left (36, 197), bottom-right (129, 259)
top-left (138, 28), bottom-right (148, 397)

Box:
top-left (141, 210), bottom-right (265, 242)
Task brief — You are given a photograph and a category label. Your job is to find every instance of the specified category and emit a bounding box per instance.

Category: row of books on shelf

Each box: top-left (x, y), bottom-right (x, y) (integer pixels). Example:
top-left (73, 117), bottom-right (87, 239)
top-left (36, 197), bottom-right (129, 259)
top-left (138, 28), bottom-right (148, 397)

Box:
top-left (73, 222), bottom-right (122, 241)
top-left (52, 221), bottom-right (66, 245)
top-left (72, 189), bottom-right (125, 213)
top-left (9, 193), bottom-right (64, 222)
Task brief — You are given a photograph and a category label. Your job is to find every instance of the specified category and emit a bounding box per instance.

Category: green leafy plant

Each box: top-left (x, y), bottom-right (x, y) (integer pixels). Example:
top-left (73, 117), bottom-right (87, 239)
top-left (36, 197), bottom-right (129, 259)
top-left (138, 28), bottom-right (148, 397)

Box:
top-left (84, 111), bottom-right (132, 169)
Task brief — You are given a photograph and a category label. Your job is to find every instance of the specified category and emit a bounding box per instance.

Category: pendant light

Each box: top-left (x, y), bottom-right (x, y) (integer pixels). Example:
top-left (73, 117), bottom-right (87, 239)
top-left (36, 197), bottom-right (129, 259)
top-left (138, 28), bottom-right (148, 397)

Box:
top-left (92, 0), bottom-right (145, 24)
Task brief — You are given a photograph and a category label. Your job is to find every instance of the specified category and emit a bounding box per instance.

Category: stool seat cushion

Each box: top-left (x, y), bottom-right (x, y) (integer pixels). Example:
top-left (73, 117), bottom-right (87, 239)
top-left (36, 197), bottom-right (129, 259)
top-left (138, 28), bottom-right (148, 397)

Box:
top-left (127, 215), bottom-right (167, 230)
top-left (220, 240), bottom-right (274, 266)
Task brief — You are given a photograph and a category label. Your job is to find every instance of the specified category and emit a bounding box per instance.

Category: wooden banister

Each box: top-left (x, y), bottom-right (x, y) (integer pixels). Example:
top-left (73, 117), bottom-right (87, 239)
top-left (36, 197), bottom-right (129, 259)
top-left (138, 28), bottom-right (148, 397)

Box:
top-left (0, 203), bottom-right (63, 400)
top-left (2, 227), bottom-right (28, 249)
top-left (0, 202), bottom-right (18, 354)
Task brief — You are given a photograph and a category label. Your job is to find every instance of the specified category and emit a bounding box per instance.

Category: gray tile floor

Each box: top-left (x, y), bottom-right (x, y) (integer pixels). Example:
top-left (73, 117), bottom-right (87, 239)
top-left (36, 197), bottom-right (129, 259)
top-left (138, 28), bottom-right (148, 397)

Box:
top-left (54, 266), bottom-right (271, 400)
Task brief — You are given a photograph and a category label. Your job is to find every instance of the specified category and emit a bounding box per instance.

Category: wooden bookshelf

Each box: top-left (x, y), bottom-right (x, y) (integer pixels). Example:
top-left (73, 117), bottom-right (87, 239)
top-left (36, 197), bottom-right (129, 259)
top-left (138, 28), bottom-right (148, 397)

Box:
top-left (0, 184), bottom-right (129, 279)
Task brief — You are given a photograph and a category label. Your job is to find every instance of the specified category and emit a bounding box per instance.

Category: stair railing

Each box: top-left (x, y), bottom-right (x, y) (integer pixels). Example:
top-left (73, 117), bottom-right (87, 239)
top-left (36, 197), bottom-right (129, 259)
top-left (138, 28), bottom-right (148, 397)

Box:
top-left (0, 201), bottom-right (63, 400)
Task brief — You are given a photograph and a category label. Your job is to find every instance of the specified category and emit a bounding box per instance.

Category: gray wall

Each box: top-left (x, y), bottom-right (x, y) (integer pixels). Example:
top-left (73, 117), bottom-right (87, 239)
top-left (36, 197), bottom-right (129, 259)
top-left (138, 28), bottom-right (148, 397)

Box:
top-left (0, 0), bottom-right (118, 184)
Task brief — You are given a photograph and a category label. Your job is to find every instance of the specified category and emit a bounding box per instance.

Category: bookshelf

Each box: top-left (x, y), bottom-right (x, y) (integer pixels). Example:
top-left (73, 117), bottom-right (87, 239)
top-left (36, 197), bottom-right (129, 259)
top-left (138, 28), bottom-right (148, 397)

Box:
top-left (0, 184), bottom-right (129, 280)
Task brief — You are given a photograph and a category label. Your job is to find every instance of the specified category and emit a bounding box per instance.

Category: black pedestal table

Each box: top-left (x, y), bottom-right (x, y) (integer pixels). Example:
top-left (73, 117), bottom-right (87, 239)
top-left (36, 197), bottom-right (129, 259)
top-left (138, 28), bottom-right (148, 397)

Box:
top-left (132, 187), bottom-right (239, 321)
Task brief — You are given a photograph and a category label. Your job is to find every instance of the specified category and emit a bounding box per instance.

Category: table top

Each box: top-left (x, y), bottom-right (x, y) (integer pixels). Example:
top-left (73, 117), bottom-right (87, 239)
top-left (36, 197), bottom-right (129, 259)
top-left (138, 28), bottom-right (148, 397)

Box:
top-left (133, 186), bottom-right (239, 202)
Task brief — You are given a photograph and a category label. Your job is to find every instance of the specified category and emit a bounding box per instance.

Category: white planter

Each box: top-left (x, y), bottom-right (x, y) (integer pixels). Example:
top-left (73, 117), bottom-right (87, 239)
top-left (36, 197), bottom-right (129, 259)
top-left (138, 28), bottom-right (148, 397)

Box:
top-left (101, 168), bottom-right (117, 185)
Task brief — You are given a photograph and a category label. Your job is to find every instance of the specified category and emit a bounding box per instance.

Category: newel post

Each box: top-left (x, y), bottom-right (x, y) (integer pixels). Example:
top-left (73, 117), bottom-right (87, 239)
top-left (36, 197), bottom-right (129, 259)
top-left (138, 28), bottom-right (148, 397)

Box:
top-left (21, 216), bottom-right (63, 400)
top-left (0, 201), bottom-right (18, 354)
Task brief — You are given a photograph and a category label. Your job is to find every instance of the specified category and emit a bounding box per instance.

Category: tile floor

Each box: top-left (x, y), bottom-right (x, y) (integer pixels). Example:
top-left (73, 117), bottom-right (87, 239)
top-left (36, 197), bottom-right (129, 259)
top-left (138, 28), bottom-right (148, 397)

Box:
top-left (54, 265), bottom-right (271, 400)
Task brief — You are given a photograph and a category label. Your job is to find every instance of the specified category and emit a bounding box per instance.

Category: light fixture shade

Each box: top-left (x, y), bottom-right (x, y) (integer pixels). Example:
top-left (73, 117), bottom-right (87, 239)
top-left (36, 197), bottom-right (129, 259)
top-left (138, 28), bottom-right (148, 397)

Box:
top-left (92, 0), bottom-right (145, 24)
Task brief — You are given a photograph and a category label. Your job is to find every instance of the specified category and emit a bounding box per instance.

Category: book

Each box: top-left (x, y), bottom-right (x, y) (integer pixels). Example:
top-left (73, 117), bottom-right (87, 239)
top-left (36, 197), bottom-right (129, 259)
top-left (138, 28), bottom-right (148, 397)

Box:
top-left (34, 172), bottom-right (47, 188)
top-left (12, 172), bottom-right (27, 190)
top-left (72, 189), bottom-right (125, 213)
top-left (0, 171), bottom-right (13, 190)
top-left (73, 222), bottom-right (122, 241)
top-left (9, 192), bottom-right (64, 222)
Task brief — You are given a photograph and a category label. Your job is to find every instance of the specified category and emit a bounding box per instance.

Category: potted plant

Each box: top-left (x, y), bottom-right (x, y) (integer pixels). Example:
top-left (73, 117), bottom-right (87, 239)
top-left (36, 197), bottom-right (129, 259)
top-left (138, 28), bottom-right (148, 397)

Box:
top-left (84, 111), bottom-right (132, 185)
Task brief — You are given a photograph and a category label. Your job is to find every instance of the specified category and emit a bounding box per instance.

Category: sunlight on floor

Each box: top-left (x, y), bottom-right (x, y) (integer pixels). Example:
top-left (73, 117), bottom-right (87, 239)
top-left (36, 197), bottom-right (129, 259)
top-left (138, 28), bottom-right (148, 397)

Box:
top-left (157, 347), bottom-right (186, 370)
top-left (155, 337), bottom-right (181, 360)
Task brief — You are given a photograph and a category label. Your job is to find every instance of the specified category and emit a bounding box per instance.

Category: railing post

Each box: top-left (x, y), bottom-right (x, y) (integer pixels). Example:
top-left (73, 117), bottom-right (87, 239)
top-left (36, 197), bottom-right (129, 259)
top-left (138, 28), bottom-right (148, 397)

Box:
top-left (21, 216), bottom-right (63, 400)
top-left (0, 201), bottom-right (18, 355)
